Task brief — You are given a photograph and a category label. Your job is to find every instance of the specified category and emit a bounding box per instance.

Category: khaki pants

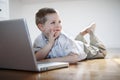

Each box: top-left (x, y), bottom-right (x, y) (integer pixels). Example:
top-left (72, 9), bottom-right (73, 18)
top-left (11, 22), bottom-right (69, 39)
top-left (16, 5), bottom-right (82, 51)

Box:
top-left (75, 31), bottom-right (107, 59)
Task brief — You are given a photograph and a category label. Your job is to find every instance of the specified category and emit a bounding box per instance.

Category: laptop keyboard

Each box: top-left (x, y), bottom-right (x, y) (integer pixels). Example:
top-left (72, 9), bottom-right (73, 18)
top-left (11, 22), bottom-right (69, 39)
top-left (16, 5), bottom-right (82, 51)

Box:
top-left (37, 62), bottom-right (68, 71)
top-left (37, 62), bottom-right (62, 67)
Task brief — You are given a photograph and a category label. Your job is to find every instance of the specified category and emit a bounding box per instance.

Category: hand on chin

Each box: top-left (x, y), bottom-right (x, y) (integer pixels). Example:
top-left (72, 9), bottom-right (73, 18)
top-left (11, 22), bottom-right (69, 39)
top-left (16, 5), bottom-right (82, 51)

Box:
top-left (54, 31), bottom-right (60, 39)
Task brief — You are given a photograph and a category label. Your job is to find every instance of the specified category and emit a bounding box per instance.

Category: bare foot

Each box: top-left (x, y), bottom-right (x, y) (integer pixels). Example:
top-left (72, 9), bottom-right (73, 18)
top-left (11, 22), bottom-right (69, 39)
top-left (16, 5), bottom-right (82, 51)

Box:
top-left (86, 22), bottom-right (96, 33)
top-left (80, 29), bottom-right (88, 36)
top-left (80, 22), bottom-right (96, 36)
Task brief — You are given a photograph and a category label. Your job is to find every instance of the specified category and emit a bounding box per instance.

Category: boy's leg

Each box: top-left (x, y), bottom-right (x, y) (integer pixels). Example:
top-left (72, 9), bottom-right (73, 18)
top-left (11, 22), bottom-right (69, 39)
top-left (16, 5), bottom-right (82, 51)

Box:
top-left (88, 30), bottom-right (107, 59)
top-left (74, 23), bottom-right (99, 59)
top-left (86, 23), bottom-right (107, 59)
top-left (75, 22), bottom-right (96, 44)
top-left (75, 23), bottom-right (107, 59)
top-left (75, 33), bottom-right (87, 44)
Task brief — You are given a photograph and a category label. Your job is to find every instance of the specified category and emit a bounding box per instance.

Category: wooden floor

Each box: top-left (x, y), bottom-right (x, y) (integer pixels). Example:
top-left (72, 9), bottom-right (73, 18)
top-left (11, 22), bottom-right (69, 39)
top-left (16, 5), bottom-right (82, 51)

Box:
top-left (75, 59), bottom-right (120, 80)
top-left (0, 48), bottom-right (120, 80)
top-left (39, 48), bottom-right (120, 80)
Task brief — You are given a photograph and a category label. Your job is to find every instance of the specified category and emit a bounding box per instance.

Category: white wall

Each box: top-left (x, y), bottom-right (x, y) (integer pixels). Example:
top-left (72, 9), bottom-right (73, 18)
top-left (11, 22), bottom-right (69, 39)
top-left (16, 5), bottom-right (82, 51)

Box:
top-left (0, 0), bottom-right (9, 20)
top-left (9, 0), bottom-right (120, 48)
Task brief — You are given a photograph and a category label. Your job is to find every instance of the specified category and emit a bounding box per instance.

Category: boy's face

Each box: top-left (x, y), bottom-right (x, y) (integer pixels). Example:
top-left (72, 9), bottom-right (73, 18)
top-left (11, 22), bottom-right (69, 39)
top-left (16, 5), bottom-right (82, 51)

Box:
top-left (40, 13), bottom-right (62, 38)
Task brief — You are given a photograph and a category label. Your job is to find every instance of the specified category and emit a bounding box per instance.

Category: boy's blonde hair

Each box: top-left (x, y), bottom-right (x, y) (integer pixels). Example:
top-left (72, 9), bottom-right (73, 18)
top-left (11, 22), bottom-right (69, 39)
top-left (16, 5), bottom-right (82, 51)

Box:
top-left (35, 7), bottom-right (57, 25)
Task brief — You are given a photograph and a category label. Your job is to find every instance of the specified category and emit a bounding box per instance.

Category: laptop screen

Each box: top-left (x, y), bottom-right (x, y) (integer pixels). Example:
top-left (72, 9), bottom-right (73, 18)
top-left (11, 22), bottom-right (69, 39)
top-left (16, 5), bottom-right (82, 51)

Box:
top-left (0, 19), bottom-right (38, 71)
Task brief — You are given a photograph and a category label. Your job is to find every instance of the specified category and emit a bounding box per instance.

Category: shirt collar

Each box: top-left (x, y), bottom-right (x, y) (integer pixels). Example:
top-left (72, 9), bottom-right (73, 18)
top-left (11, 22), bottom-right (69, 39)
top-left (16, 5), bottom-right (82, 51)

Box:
top-left (41, 33), bottom-right (48, 42)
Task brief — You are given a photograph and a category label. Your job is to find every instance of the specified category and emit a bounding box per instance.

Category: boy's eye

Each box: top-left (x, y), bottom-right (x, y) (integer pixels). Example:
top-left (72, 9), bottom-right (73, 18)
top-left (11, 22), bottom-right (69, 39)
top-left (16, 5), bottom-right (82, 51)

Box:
top-left (51, 22), bottom-right (55, 24)
top-left (50, 21), bottom-right (61, 24)
top-left (59, 20), bottom-right (61, 24)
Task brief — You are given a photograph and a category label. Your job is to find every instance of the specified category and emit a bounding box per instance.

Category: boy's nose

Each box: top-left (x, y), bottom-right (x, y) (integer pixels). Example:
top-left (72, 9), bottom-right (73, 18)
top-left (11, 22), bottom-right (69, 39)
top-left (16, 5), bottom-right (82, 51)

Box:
top-left (56, 25), bottom-right (60, 28)
top-left (54, 25), bottom-right (61, 30)
top-left (55, 24), bottom-right (61, 28)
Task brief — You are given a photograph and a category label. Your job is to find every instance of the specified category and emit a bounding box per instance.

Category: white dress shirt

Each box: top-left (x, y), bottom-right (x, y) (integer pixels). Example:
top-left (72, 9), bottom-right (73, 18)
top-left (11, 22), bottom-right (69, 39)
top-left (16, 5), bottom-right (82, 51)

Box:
top-left (33, 32), bottom-right (87, 60)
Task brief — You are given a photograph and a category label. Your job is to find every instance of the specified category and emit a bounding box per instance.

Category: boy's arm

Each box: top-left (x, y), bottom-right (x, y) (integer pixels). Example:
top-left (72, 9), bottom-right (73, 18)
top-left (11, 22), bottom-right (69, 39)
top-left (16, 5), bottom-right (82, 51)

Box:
top-left (35, 30), bottom-right (59, 61)
top-left (35, 42), bottom-right (53, 61)
top-left (39, 53), bottom-right (81, 64)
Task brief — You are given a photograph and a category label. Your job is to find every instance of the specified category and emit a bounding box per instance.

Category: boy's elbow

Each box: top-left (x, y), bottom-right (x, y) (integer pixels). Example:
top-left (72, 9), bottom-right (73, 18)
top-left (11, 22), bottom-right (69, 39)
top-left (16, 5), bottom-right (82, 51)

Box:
top-left (74, 54), bottom-right (81, 62)
top-left (35, 52), bottom-right (45, 61)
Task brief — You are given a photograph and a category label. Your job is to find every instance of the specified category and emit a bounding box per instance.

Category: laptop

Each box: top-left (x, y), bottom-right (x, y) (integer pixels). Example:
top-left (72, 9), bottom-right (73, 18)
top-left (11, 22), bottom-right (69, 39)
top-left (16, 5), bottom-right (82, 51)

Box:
top-left (0, 18), bottom-right (69, 72)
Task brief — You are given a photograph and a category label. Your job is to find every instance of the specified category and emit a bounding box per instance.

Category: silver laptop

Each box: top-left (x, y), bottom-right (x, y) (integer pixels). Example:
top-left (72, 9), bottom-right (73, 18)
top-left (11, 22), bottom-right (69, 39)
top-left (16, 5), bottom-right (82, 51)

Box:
top-left (0, 18), bottom-right (69, 72)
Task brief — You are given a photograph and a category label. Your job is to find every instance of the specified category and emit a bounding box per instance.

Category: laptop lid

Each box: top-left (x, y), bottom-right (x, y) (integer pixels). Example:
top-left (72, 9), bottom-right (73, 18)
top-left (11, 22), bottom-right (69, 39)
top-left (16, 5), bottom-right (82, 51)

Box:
top-left (0, 19), bottom-right (39, 71)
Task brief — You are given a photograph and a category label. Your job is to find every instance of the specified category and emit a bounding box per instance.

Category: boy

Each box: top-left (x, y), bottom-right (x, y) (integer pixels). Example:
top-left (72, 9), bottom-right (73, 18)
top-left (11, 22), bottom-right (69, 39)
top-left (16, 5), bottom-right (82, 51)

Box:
top-left (33, 7), bottom-right (107, 64)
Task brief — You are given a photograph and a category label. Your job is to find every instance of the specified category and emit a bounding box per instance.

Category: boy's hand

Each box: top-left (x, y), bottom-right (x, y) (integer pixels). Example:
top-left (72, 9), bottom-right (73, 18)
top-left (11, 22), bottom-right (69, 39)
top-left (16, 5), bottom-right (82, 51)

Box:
top-left (48, 30), bottom-right (59, 45)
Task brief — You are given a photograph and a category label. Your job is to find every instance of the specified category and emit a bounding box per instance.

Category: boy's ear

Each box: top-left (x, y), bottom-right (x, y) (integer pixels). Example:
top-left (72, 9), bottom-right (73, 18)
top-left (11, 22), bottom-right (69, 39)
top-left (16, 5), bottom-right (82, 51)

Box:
top-left (37, 23), bottom-right (44, 31)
